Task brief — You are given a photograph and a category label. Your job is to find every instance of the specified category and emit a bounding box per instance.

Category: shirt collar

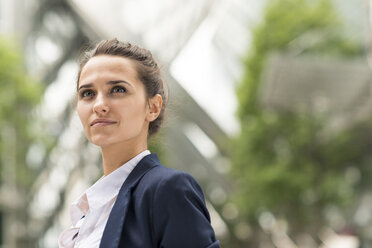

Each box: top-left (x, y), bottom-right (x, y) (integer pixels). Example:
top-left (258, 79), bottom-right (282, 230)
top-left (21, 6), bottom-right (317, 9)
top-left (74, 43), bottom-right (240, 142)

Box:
top-left (70, 150), bottom-right (150, 225)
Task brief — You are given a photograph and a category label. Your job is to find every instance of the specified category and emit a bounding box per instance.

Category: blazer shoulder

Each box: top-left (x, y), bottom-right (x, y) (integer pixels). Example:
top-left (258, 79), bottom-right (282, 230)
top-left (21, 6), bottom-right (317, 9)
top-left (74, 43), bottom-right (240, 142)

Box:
top-left (146, 165), bottom-right (218, 247)
top-left (141, 163), bottom-right (203, 193)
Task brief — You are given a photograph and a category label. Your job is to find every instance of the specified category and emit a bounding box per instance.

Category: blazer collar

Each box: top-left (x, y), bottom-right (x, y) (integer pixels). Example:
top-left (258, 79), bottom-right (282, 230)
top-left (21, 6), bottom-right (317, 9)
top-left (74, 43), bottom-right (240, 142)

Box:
top-left (99, 153), bottom-right (160, 248)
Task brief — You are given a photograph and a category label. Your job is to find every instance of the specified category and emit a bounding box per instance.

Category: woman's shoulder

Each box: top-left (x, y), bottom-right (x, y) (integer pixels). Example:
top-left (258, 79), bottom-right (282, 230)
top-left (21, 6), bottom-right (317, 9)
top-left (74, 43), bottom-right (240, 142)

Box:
top-left (137, 161), bottom-right (201, 193)
top-left (147, 163), bottom-right (198, 186)
top-left (140, 153), bottom-right (194, 180)
top-left (135, 153), bottom-right (204, 197)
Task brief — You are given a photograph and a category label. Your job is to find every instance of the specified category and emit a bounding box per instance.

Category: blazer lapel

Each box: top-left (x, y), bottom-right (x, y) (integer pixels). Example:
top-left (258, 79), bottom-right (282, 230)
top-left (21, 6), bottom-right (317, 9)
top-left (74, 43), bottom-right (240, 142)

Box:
top-left (99, 154), bottom-right (160, 248)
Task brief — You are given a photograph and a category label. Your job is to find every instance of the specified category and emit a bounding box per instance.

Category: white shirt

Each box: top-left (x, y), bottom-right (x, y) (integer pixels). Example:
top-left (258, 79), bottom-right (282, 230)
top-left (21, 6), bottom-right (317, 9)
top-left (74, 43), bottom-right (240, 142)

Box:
top-left (58, 150), bottom-right (151, 248)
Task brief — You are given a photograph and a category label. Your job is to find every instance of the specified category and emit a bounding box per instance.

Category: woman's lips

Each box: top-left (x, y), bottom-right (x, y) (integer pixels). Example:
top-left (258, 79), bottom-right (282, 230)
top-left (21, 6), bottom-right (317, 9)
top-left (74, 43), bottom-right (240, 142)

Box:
top-left (90, 119), bottom-right (117, 127)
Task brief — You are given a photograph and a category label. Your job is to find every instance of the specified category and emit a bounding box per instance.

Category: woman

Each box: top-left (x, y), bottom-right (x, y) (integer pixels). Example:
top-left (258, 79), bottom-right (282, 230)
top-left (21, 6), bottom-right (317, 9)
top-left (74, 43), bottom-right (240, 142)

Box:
top-left (59, 39), bottom-right (220, 248)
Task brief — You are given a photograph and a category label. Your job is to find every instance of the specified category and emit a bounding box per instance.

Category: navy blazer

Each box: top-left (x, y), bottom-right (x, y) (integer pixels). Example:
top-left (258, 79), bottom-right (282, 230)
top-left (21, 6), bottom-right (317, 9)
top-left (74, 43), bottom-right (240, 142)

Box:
top-left (99, 154), bottom-right (220, 248)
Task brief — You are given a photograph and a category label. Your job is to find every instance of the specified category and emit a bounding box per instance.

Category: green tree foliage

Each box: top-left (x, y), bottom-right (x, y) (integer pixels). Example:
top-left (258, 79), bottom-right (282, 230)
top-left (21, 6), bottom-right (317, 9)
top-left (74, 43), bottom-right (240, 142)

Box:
top-left (0, 38), bottom-right (43, 188)
top-left (233, 0), bottom-right (364, 238)
top-left (237, 0), bottom-right (360, 118)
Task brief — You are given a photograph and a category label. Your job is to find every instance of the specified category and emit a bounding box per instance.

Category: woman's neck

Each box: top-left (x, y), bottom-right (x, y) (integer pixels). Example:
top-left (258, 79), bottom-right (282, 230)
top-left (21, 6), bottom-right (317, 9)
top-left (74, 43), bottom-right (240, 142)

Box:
top-left (101, 141), bottom-right (147, 176)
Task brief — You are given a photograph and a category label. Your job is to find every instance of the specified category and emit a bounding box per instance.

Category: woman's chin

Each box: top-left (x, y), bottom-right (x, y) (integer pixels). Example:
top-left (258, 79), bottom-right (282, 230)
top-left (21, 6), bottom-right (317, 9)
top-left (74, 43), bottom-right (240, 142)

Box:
top-left (89, 136), bottom-right (114, 148)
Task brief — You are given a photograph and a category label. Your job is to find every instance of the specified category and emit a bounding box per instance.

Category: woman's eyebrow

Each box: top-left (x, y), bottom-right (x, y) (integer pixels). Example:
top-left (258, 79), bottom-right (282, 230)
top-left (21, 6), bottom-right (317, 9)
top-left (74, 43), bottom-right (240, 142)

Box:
top-left (78, 83), bottom-right (93, 91)
top-left (78, 80), bottom-right (132, 91)
top-left (107, 80), bottom-right (132, 87)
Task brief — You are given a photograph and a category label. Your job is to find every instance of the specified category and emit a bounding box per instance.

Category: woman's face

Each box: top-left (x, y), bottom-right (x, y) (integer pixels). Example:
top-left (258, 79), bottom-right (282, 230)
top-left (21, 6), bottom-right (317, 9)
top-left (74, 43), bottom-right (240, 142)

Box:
top-left (77, 55), bottom-right (155, 148)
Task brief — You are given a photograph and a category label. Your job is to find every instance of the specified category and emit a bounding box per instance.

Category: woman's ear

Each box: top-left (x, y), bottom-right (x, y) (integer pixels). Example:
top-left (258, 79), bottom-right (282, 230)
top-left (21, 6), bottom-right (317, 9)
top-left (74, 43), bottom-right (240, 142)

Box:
top-left (146, 94), bottom-right (162, 122)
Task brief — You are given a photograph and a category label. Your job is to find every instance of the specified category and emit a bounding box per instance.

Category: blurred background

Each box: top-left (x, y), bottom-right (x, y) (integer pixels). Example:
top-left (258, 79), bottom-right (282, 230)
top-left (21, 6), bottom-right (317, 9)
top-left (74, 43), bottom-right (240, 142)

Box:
top-left (0, 0), bottom-right (371, 247)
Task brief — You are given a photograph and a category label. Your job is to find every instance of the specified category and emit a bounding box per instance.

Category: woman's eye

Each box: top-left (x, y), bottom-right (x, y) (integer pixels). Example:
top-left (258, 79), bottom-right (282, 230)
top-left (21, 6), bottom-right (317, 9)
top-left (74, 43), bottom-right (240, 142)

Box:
top-left (112, 86), bottom-right (126, 93)
top-left (80, 90), bottom-right (95, 98)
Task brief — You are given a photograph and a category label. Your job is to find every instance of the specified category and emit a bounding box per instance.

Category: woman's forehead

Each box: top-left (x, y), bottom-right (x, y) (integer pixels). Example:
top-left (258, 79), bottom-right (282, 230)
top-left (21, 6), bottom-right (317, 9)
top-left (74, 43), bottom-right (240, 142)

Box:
top-left (79, 55), bottom-right (140, 83)
top-left (83, 55), bottom-right (136, 73)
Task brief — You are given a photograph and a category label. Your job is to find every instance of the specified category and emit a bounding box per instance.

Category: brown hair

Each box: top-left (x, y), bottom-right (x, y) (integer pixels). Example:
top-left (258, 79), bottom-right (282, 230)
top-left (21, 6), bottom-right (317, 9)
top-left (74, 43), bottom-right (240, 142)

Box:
top-left (77, 38), bottom-right (167, 137)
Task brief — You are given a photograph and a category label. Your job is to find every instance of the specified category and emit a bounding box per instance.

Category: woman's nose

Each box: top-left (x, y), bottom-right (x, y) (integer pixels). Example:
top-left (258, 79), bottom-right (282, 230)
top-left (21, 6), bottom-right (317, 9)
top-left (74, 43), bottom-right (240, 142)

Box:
top-left (93, 95), bottom-right (110, 115)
